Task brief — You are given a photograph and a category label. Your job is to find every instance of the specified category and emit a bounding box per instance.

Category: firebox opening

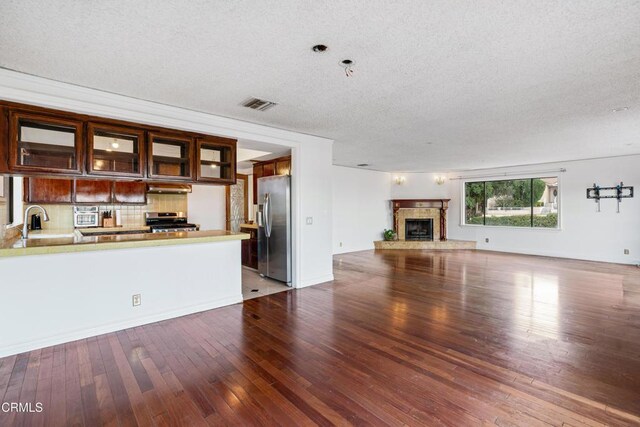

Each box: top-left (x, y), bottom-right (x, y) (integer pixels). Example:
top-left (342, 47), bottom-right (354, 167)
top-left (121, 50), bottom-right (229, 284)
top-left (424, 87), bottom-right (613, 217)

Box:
top-left (405, 218), bottom-right (434, 241)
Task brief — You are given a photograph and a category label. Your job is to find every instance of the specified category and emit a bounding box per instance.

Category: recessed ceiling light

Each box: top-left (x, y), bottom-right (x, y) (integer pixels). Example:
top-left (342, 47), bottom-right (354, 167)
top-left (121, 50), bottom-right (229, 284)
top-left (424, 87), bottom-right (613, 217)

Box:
top-left (357, 163), bottom-right (369, 167)
top-left (612, 106), bottom-right (630, 112)
top-left (312, 44), bottom-right (328, 52)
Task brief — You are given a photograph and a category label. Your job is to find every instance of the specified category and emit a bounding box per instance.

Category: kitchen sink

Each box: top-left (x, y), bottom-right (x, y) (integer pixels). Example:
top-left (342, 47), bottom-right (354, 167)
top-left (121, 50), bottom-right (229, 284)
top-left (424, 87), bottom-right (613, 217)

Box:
top-left (11, 233), bottom-right (76, 249)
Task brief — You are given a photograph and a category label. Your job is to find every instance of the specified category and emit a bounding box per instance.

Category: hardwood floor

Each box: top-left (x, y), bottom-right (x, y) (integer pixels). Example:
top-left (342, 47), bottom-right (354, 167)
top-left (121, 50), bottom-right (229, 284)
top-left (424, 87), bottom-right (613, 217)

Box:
top-left (1, 249), bottom-right (640, 426)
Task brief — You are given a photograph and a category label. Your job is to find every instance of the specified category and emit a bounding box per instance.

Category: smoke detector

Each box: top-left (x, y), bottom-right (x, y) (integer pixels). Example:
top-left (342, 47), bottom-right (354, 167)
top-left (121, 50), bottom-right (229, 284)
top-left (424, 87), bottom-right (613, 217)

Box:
top-left (241, 97), bottom-right (277, 111)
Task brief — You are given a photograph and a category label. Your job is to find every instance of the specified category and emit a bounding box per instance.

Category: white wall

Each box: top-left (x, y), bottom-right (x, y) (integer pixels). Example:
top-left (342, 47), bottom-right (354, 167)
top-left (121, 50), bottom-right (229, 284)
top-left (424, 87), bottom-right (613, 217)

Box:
top-left (188, 185), bottom-right (226, 230)
top-left (332, 166), bottom-right (392, 254)
top-left (0, 69), bottom-right (334, 288)
top-left (388, 156), bottom-right (640, 265)
top-left (0, 240), bottom-right (242, 357)
top-left (295, 143), bottom-right (334, 286)
top-left (390, 172), bottom-right (450, 200)
top-left (447, 156), bottom-right (640, 265)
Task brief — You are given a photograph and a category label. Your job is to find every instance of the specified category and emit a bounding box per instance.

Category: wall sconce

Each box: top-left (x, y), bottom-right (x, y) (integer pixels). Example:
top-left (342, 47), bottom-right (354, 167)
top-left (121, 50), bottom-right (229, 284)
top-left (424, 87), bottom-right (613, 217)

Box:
top-left (434, 175), bottom-right (446, 185)
top-left (394, 176), bottom-right (406, 185)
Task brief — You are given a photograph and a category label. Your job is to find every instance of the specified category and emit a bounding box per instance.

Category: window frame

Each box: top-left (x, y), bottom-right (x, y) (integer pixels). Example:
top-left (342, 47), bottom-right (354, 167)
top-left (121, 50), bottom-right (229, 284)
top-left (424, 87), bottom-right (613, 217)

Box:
top-left (460, 173), bottom-right (562, 230)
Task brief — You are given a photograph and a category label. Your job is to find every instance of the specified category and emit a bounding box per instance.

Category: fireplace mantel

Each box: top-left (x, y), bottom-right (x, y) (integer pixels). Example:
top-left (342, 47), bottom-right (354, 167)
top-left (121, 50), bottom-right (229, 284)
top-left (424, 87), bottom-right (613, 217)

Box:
top-left (391, 199), bottom-right (450, 241)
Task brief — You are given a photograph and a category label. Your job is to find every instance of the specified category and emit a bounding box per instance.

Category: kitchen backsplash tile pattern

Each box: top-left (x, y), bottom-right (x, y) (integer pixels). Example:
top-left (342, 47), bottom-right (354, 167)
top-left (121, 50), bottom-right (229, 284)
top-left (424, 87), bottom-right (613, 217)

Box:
top-left (22, 194), bottom-right (188, 230)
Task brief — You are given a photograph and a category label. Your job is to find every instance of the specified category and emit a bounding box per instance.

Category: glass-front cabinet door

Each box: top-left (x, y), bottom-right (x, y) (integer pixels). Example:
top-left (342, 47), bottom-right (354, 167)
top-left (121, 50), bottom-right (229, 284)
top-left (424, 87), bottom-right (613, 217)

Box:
top-left (196, 137), bottom-right (236, 184)
top-left (148, 132), bottom-right (193, 180)
top-left (87, 123), bottom-right (145, 177)
top-left (9, 112), bottom-right (83, 174)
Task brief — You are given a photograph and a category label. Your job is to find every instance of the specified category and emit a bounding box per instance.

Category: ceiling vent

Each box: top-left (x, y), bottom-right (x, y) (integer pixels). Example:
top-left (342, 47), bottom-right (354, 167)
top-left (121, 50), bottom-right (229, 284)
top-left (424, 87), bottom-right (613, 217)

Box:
top-left (242, 97), bottom-right (277, 111)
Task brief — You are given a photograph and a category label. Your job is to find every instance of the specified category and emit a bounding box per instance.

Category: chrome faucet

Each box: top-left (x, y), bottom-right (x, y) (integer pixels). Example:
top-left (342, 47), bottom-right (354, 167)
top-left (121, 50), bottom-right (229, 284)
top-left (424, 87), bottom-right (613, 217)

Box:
top-left (22, 205), bottom-right (50, 239)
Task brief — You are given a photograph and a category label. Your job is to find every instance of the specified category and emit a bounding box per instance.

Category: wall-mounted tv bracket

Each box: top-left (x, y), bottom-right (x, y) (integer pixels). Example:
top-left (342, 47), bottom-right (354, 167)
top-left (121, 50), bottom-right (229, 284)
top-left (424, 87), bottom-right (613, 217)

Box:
top-left (587, 182), bottom-right (634, 213)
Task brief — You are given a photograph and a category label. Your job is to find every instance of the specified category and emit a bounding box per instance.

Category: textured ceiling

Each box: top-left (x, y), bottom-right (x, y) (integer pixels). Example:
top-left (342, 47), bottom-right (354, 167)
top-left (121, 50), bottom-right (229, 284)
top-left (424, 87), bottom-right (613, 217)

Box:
top-left (1, 0), bottom-right (639, 172)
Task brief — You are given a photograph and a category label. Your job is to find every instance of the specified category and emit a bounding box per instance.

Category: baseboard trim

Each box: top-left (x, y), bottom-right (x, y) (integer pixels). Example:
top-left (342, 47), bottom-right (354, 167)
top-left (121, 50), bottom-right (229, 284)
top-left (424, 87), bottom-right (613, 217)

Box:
top-left (297, 273), bottom-right (335, 288)
top-left (476, 246), bottom-right (636, 265)
top-left (0, 294), bottom-right (243, 358)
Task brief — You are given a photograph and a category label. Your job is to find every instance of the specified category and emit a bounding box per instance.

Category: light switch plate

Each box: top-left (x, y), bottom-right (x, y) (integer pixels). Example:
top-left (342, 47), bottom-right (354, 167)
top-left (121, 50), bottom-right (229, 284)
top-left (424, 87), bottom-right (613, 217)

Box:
top-left (306, 217), bottom-right (313, 225)
top-left (132, 294), bottom-right (141, 306)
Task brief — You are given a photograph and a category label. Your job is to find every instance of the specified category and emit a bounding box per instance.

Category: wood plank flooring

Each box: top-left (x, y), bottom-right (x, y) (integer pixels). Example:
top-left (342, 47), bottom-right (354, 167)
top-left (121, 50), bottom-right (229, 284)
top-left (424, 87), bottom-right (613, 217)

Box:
top-left (1, 249), bottom-right (640, 426)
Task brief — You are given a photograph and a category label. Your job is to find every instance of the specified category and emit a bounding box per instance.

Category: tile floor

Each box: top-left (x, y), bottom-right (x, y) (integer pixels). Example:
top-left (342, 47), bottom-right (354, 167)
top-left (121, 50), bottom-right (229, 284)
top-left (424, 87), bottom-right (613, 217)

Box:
top-left (241, 267), bottom-right (290, 300)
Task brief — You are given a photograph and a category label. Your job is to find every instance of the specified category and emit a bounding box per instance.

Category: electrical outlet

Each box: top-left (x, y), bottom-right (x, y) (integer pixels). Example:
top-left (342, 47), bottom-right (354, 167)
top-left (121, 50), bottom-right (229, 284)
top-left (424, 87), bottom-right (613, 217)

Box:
top-left (485, 238), bottom-right (489, 243)
top-left (339, 242), bottom-right (343, 247)
top-left (624, 249), bottom-right (630, 255)
top-left (132, 294), bottom-right (141, 306)
top-left (306, 217), bottom-right (313, 225)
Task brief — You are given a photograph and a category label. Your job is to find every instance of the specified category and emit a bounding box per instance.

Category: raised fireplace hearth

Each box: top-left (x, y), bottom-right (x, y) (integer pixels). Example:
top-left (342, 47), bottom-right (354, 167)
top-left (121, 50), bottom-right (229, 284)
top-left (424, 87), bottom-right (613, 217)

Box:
top-left (405, 218), bottom-right (433, 241)
top-left (374, 198), bottom-right (476, 250)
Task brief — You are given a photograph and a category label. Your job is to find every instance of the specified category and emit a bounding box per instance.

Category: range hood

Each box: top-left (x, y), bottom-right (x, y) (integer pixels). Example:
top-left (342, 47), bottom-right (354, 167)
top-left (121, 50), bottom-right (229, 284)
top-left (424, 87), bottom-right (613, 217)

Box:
top-left (146, 183), bottom-right (192, 194)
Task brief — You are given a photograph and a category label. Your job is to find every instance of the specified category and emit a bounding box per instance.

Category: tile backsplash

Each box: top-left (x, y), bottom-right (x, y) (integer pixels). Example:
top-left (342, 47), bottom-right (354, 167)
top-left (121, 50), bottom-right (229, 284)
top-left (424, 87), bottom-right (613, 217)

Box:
top-left (24, 193), bottom-right (188, 230)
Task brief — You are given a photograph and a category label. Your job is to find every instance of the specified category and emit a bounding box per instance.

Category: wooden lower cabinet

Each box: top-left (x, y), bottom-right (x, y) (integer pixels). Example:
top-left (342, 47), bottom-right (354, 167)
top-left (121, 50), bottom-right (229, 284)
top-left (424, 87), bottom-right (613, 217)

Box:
top-left (240, 226), bottom-right (258, 269)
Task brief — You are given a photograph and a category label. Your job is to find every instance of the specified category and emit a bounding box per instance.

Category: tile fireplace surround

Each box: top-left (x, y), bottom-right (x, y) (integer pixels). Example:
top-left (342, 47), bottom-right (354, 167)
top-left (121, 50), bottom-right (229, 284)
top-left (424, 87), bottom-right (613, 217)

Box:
top-left (374, 199), bottom-right (476, 250)
top-left (393, 199), bottom-right (449, 241)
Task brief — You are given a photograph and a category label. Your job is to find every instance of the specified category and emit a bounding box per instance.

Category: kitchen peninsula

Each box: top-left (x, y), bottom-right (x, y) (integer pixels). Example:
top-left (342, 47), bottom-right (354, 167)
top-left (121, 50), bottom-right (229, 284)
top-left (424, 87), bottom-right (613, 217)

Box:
top-left (0, 100), bottom-right (249, 357)
top-left (0, 226), bottom-right (248, 357)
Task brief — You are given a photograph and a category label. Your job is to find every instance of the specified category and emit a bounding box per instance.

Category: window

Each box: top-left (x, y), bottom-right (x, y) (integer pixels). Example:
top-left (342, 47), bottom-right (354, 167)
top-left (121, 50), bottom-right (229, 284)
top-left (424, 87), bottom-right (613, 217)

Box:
top-left (464, 177), bottom-right (558, 228)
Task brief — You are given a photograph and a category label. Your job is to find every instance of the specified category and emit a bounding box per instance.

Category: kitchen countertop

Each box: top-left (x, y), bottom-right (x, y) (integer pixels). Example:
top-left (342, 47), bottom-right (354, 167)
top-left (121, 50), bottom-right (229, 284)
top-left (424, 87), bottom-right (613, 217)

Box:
top-left (0, 229), bottom-right (249, 258)
top-left (240, 223), bottom-right (258, 229)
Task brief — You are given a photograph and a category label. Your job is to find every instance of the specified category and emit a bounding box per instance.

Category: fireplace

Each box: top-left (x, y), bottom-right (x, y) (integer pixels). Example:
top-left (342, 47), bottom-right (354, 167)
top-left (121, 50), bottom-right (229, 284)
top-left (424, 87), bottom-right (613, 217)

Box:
top-left (392, 199), bottom-right (449, 241)
top-left (405, 218), bottom-right (433, 241)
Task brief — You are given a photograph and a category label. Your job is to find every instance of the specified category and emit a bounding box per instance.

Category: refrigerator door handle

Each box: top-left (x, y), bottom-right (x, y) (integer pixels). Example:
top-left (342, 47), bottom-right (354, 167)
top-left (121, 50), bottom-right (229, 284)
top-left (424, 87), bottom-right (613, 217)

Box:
top-left (264, 193), bottom-right (272, 237)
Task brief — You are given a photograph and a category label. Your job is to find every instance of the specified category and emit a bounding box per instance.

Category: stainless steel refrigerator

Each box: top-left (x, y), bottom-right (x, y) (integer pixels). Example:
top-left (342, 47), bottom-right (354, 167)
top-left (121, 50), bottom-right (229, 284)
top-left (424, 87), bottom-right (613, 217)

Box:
top-left (257, 175), bottom-right (292, 285)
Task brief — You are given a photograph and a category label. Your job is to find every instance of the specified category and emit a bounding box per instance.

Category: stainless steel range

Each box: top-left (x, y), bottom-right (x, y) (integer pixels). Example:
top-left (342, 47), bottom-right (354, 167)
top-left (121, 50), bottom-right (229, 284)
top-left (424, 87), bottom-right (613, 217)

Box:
top-left (145, 212), bottom-right (199, 233)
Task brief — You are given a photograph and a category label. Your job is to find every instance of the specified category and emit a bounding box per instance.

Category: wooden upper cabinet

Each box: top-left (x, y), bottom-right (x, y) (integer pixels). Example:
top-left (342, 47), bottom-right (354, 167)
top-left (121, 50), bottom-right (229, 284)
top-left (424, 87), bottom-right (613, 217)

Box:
top-left (24, 177), bottom-right (73, 204)
top-left (1, 102), bottom-right (239, 185)
top-left (87, 123), bottom-right (145, 178)
top-left (195, 137), bottom-right (236, 184)
top-left (252, 164), bottom-right (263, 205)
top-left (275, 158), bottom-right (291, 176)
top-left (9, 111), bottom-right (83, 174)
top-left (0, 107), bottom-right (8, 173)
top-left (113, 181), bottom-right (146, 204)
top-left (262, 162), bottom-right (275, 177)
top-left (148, 132), bottom-right (194, 181)
top-left (252, 156), bottom-right (291, 204)
top-left (75, 179), bottom-right (112, 204)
